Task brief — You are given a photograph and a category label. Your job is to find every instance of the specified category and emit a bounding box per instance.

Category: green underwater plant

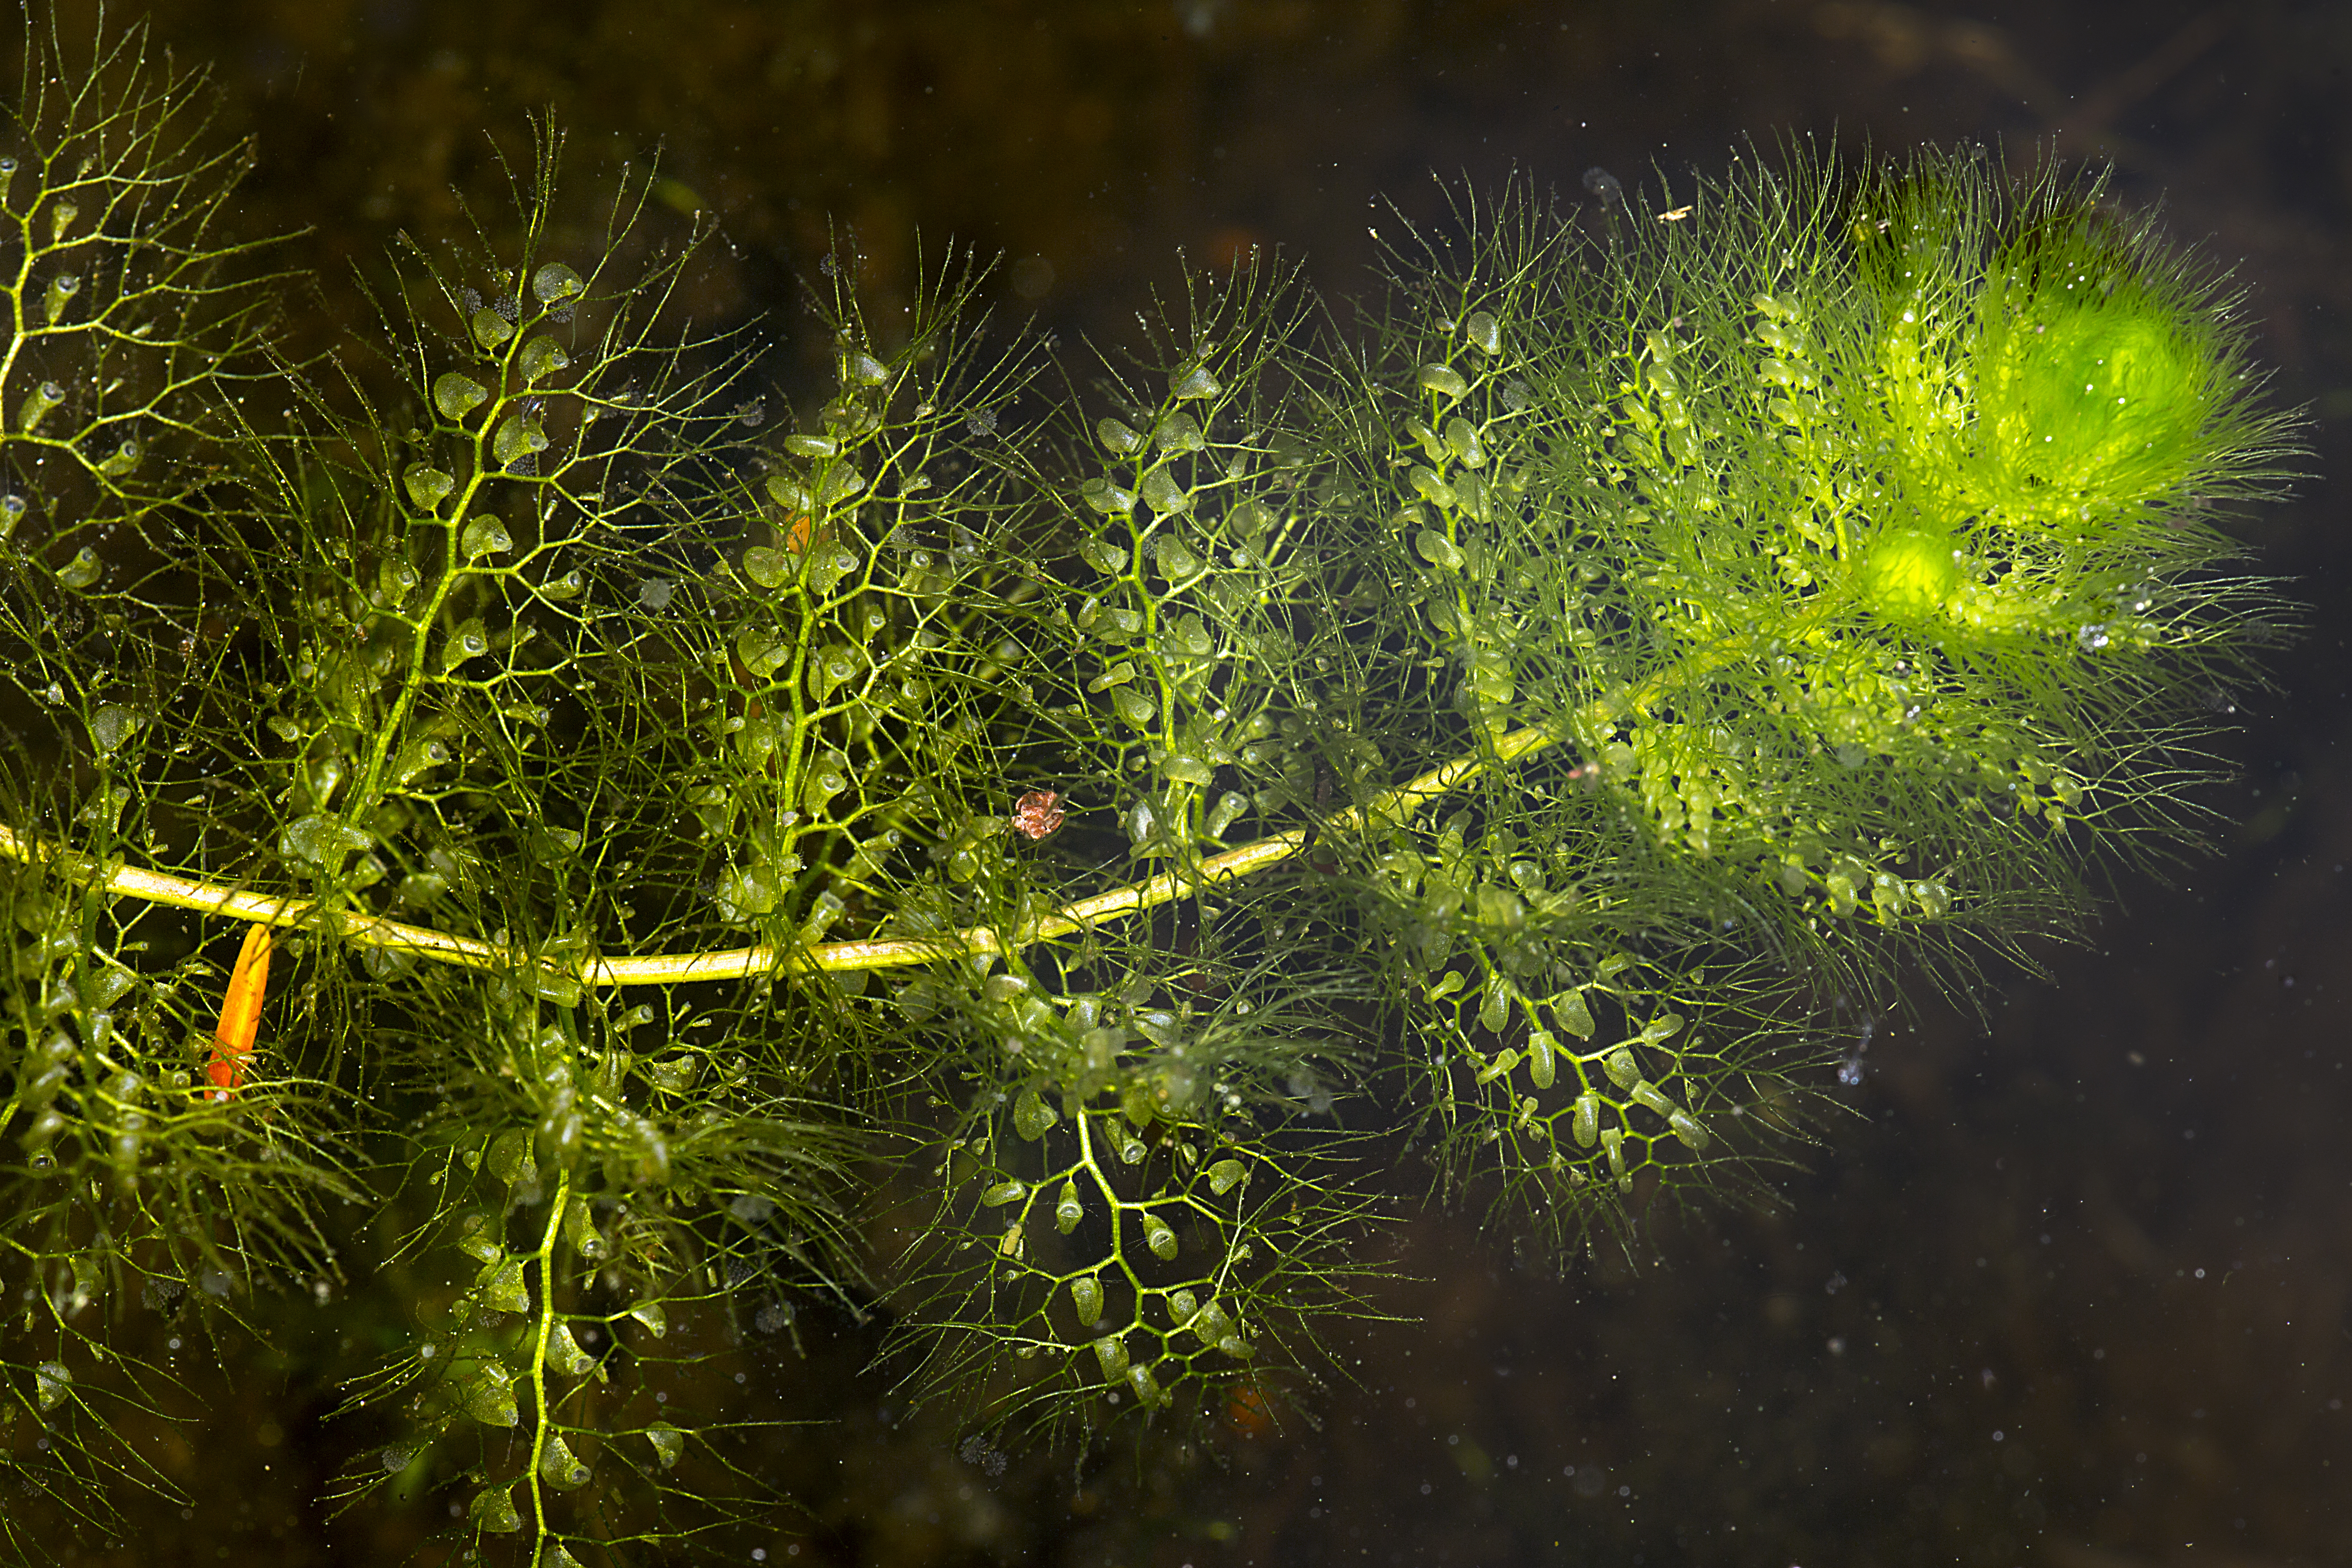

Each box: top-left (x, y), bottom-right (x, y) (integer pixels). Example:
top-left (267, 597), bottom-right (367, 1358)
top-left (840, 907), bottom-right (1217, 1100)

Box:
top-left (0, 10), bottom-right (2301, 1564)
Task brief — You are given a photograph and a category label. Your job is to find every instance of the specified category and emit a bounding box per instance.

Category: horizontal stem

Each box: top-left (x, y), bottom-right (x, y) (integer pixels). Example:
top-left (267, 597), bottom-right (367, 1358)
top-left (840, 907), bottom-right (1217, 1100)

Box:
top-left (0, 724), bottom-right (1560, 990)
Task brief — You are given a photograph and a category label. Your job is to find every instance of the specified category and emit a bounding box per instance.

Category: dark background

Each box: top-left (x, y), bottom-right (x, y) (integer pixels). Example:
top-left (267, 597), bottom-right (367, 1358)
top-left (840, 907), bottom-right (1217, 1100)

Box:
top-left (16, 1), bottom-right (2352, 1563)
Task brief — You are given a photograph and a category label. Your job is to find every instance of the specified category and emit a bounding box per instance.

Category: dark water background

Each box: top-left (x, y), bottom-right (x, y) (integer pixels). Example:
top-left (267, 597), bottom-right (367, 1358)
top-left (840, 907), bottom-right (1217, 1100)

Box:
top-left (16, 1), bottom-right (2352, 1563)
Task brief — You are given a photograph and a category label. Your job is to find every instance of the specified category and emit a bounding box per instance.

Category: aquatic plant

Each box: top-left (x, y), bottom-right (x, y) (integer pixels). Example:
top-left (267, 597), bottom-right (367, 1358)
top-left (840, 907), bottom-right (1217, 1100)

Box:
top-left (0, 11), bottom-right (2297, 1563)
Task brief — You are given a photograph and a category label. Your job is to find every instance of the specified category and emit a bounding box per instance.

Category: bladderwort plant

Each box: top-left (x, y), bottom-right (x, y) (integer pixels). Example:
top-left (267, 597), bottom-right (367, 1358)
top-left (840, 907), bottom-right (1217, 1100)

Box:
top-left (0, 10), bottom-right (2302, 1564)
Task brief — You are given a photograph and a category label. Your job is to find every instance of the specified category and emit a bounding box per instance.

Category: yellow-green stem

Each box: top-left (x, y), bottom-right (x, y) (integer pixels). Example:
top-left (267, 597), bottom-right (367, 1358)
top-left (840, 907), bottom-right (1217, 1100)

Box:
top-left (0, 722), bottom-right (1558, 989)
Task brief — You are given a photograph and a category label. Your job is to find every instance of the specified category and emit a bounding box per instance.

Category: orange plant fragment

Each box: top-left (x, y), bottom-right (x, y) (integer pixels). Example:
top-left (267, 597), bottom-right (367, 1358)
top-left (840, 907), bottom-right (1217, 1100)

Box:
top-left (206, 922), bottom-right (273, 1101)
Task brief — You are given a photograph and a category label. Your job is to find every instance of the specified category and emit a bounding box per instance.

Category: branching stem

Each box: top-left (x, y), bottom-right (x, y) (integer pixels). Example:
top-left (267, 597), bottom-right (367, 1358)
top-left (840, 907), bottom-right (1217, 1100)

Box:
top-left (525, 1168), bottom-right (573, 1547)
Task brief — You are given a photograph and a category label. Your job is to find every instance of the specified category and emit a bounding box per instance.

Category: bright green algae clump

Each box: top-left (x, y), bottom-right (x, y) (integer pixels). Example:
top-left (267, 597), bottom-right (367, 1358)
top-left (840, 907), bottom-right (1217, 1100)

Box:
top-left (1969, 234), bottom-right (2229, 515)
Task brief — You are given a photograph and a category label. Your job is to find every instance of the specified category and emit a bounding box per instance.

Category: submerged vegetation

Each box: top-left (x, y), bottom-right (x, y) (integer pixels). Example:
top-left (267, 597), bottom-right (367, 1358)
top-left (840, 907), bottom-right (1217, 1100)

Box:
top-left (0, 11), bottom-right (2299, 1563)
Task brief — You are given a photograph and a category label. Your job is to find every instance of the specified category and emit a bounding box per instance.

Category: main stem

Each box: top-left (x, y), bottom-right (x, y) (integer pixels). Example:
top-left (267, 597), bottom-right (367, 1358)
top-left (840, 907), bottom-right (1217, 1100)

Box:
top-left (0, 724), bottom-right (1562, 988)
